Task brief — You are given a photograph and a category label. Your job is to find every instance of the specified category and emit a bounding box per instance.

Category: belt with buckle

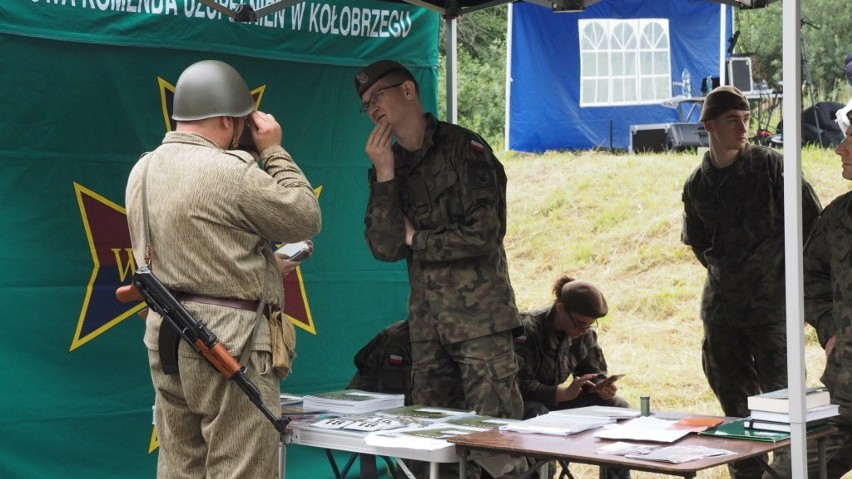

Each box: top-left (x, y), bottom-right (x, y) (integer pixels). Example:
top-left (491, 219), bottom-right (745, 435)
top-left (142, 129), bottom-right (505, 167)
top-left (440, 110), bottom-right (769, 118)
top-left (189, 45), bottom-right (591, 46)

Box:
top-left (176, 293), bottom-right (260, 312)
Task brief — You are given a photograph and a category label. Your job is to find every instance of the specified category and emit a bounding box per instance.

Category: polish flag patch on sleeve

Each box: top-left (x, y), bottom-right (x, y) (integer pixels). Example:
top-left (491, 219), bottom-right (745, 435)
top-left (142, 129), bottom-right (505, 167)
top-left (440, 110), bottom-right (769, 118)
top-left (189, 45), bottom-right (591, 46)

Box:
top-left (469, 139), bottom-right (485, 153)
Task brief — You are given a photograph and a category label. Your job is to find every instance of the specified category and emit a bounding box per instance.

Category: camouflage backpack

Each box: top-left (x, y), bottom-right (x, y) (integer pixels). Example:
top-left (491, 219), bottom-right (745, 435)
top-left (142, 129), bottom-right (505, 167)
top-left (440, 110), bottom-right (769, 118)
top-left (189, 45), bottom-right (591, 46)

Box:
top-left (346, 319), bottom-right (412, 405)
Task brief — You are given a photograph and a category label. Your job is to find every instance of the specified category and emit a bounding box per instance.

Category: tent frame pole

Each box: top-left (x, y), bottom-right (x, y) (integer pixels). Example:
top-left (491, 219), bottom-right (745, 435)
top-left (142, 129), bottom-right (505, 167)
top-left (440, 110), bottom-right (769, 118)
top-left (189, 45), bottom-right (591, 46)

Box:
top-left (445, 16), bottom-right (459, 124)
top-left (781, 0), bottom-right (809, 477)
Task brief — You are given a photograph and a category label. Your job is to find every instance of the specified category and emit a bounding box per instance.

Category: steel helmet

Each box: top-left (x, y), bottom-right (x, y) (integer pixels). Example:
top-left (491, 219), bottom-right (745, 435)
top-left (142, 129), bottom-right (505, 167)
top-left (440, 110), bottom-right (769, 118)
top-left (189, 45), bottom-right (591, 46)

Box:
top-left (172, 60), bottom-right (255, 121)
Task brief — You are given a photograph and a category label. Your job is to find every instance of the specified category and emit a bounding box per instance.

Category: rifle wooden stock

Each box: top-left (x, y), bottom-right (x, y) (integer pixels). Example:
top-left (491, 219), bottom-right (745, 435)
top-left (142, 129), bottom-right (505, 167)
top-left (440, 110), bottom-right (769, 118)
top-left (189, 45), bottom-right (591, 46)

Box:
top-left (115, 284), bottom-right (149, 319)
top-left (115, 284), bottom-right (143, 302)
top-left (198, 341), bottom-right (243, 379)
top-left (130, 266), bottom-right (290, 433)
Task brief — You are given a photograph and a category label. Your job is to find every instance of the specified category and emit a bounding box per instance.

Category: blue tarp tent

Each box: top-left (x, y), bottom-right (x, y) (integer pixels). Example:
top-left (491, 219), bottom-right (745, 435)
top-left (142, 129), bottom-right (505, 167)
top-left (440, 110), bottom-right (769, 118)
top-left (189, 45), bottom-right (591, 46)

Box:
top-left (508, 0), bottom-right (733, 152)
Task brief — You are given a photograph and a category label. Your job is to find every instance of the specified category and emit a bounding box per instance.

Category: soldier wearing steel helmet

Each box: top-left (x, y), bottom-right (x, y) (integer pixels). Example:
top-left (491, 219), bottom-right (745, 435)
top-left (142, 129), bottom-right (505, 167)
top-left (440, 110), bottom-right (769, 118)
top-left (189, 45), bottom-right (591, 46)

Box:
top-left (680, 85), bottom-right (821, 479)
top-left (125, 60), bottom-right (321, 478)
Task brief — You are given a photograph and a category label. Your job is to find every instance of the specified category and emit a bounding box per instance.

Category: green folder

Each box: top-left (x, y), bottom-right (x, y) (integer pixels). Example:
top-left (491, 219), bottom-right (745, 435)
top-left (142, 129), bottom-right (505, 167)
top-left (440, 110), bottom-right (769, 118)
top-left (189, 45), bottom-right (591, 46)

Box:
top-left (699, 418), bottom-right (831, 443)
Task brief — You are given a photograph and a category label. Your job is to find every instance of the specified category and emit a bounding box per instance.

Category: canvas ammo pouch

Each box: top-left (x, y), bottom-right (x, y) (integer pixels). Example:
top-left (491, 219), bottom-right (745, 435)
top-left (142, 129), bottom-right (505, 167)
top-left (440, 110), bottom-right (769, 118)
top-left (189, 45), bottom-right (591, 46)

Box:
top-left (268, 309), bottom-right (297, 380)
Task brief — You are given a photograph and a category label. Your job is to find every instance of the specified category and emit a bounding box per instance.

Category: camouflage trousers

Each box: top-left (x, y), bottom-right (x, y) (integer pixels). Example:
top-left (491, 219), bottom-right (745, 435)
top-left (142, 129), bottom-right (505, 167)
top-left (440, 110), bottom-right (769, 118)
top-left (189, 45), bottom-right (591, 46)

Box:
top-left (760, 423), bottom-right (852, 479)
top-left (702, 320), bottom-right (788, 479)
top-left (408, 331), bottom-right (526, 478)
top-left (411, 331), bottom-right (523, 418)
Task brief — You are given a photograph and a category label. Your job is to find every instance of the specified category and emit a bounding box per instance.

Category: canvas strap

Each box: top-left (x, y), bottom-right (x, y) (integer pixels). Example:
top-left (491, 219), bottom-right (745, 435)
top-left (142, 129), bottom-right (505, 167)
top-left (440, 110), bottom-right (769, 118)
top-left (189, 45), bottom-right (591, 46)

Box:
top-left (140, 152), bottom-right (269, 365)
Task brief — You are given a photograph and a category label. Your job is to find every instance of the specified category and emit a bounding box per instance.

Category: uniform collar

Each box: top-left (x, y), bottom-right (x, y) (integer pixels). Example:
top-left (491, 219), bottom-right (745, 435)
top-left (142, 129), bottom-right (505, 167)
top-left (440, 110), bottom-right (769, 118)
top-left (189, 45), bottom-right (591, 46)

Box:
top-left (700, 143), bottom-right (753, 179)
top-left (395, 113), bottom-right (438, 168)
top-left (162, 131), bottom-right (221, 149)
top-left (545, 305), bottom-right (569, 347)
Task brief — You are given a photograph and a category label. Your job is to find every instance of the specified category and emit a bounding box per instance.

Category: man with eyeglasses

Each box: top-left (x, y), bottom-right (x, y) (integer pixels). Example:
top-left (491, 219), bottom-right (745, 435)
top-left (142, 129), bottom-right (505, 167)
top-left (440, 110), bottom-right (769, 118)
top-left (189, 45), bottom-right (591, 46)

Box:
top-left (514, 276), bottom-right (630, 479)
top-left (353, 60), bottom-right (524, 476)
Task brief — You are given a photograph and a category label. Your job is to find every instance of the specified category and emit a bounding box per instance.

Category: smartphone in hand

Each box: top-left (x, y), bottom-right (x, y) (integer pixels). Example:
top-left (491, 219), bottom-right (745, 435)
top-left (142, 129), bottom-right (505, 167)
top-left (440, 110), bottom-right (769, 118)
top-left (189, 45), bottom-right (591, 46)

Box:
top-left (590, 374), bottom-right (625, 391)
top-left (275, 241), bottom-right (310, 261)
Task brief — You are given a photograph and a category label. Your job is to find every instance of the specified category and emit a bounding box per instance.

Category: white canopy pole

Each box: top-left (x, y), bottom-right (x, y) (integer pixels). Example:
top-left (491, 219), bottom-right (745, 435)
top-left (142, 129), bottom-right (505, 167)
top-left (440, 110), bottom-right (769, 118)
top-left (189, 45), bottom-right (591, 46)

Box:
top-left (504, 3), bottom-right (514, 150)
top-left (781, 0), bottom-right (808, 477)
top-left (445, 16), bottom-right (458, 124)
top-left (720, 4), bottom-right (728, 82)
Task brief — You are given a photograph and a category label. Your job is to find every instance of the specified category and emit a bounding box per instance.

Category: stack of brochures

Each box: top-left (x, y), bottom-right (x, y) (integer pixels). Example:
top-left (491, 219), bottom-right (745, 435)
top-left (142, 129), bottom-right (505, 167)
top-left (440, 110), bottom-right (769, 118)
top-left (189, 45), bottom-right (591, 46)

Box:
top-left (377, 405), bottom-right (477, 424)
top-left (302, 389), bottom-right (405, 414)
top-left (364, 423), bottom-right (489, 450)
top-left (744, 387), bottom-right (838, 433)
top-left (597, 442), bottom-right (735, 464)
top-left (500, 411), bottom-right (614, 436)
top-left (444, 414), bottom-right (520, 429)
top-left (700, 418), bottom-right (793, 443)
top-left (550, 405), bottom-right (641, 420)
top-left (308, 415), bottom-right (413, 432)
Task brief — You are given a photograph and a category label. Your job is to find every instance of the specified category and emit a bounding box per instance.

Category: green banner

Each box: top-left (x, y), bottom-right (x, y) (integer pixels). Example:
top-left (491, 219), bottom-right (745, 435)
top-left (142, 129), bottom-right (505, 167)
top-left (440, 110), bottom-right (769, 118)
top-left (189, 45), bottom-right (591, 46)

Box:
top-left (0, 2), bottom-right (438, 477)
top-left (2, 0), bottom-right (436, 66)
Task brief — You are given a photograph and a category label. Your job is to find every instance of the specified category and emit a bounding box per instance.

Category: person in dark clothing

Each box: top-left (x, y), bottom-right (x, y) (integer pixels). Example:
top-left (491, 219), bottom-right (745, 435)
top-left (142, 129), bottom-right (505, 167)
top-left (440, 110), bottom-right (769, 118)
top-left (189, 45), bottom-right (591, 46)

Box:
top-left (681, 85), bottom-right (822, 479)
top-left (514, 276), bottom-right (630, 479)
top-left (514, 276), bottom-right (628, 418)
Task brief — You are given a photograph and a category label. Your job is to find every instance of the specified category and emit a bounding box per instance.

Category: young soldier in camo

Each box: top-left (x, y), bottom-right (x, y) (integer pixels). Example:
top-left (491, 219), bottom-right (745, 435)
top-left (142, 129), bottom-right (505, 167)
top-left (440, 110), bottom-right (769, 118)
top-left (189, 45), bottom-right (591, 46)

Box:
top-left (355, 60), bottom-right (524, 477)
top-left (762, 106), bottom-right (852, 479)
top-left (680, 85), bottom-right (822, 479)
top-left (514, 276), bottom-right (631, 479)
top-left (514, 277), bottom-right (629, 418)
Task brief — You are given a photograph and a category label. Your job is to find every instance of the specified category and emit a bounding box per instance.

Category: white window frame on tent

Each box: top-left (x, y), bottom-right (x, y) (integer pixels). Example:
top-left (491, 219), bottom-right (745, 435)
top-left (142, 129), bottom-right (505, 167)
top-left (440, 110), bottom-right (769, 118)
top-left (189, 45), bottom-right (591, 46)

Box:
top-left (579, 18), bottom-right (671, 107)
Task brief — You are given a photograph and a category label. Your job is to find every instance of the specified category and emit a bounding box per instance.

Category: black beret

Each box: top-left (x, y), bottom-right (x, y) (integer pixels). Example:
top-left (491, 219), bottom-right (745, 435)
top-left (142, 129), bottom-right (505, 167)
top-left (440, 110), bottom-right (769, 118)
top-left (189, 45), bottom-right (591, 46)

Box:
top-left (561, 280), bottom-right (609, 319)
top-left (354, 60), bottom-right (412, 97)
top-left (700, 85), bottom-right (750, 122)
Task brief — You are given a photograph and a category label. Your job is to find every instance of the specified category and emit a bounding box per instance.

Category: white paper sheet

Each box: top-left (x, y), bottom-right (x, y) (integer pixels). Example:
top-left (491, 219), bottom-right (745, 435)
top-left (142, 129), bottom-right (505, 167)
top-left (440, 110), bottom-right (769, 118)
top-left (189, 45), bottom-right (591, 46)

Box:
top-left (593, 416), bottom-right (692, 443)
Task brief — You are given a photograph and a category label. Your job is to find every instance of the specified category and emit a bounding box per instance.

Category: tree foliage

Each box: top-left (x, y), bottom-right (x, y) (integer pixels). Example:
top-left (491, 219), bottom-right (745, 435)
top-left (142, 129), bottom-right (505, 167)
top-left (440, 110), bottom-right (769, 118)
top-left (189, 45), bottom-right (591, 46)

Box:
top-left (437, 6), bottom-right (508, 148)
top-left (728, 0), bottom-right (852, 103)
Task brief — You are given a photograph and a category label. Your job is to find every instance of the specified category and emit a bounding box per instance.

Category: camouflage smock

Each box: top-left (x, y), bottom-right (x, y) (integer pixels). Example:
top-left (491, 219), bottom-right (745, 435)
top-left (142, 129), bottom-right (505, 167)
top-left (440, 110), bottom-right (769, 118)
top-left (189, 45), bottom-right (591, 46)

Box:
top-left (364, 113), bottom-right (520, 343)
top-left (803, 190), bottom-right (852, 419)
top-left (514, 306), bottom-right (609, 407)
top-left (681, 144), bottom-right (822, 326)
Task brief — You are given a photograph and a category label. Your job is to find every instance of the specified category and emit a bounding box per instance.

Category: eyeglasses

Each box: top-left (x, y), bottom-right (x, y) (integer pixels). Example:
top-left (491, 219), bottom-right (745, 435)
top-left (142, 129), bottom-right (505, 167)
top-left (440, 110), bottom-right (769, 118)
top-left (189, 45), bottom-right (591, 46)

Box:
top-left (566, 310), bottom-right (598, 331)
top-left (359, 82), bottom-right (405, 113)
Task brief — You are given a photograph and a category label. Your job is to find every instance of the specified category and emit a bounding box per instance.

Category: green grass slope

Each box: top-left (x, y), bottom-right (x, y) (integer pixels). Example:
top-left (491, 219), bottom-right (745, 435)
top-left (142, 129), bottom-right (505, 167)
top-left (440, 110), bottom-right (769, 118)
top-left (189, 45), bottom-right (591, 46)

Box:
top-left (501, 146), bottom-right (850, 478)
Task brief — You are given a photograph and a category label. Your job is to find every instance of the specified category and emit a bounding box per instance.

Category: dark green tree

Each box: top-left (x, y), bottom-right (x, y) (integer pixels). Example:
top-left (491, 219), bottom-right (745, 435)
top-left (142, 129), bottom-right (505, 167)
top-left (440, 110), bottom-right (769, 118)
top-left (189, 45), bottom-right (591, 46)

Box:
top-left (437, 6), bottom-right (508, 148)
top-left (736, 0), bottom-right (852, 103)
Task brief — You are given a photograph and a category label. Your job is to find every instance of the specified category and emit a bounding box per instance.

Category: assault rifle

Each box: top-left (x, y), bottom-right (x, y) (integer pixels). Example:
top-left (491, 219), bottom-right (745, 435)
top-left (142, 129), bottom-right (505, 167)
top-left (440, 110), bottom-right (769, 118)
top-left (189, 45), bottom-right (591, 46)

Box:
top-left (116, 266), bottom-right (290, 433)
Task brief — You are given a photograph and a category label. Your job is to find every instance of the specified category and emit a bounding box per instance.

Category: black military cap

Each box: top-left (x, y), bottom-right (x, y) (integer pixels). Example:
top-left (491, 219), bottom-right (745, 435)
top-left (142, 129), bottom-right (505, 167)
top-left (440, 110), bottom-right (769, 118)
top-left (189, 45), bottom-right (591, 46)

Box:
top-left (561, 280), bottom-right (609, 319)
top-left (700, 85), bottom-right (750, 122)
top-left (354, 60), bottom-right (413, 97)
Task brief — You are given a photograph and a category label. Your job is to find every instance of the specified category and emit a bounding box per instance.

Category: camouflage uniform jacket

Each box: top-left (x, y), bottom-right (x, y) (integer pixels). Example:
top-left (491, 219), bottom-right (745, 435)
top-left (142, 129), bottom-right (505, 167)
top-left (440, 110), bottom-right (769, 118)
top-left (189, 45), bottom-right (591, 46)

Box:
top-left (803, 191), bottom-right (852, 417)
top-left (681, 144), bottom-right (822, 326)
top-left (514, 306), bottom-right (609, 407)
top-left (364, 113), bottom-right (520, 343)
